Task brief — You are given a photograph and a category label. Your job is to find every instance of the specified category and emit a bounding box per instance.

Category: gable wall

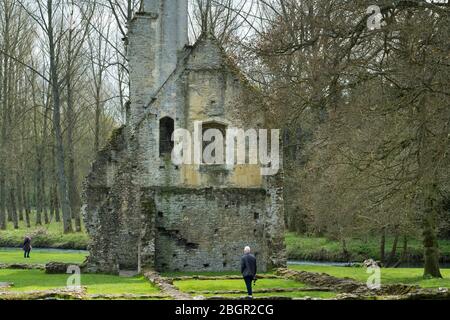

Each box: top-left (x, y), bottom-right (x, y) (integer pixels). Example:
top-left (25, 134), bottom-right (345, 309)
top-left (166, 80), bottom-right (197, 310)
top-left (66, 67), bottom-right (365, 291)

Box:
top-left (136, 38), bottom-right (266, 189)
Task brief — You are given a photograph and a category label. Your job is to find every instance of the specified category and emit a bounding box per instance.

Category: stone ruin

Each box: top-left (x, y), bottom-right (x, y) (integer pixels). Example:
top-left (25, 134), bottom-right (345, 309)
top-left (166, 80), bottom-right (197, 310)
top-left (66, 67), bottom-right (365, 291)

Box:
top-left (82, 0), bottom-right (286, 274)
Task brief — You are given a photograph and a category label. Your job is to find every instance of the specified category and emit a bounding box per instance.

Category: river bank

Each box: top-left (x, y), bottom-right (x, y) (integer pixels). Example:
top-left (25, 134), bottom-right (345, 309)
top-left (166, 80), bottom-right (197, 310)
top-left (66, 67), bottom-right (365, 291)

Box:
top-left (2, 221), bottom-right (450, 265)
top-left (285, 233), bottom-right (450, 264)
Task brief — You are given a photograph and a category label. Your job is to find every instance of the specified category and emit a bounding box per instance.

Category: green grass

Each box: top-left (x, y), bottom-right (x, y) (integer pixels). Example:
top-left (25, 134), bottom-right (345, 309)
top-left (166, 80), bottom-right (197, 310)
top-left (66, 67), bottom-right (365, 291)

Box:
top-left (289, 264), bottom-right (450, 288)
top-left (203, 291), bottom-right (337, 299)
top-left (174, 278), bottom-right (306, 292)
top-left (162, 271), bottom-right (253, 277)
top-left (0, 269), bottom-right (159, 295)
top-left (286, 232), bottom-right (450, 262)
top-left (4, 211), bottom-right (450, 265)
top-left (0, 211), bottom-right (89, 250)
top-left (0, 248), bottom-right (87, 265)
top-left (176, 276), bottom-right (337, 299)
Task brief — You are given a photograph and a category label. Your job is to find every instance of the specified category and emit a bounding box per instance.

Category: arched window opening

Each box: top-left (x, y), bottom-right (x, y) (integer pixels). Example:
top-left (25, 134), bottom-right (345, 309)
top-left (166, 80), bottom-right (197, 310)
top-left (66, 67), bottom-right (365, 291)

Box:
top-left (202, 121), bottom-right (227, 165)
top-left (160, 117), bottom-right (175, 156)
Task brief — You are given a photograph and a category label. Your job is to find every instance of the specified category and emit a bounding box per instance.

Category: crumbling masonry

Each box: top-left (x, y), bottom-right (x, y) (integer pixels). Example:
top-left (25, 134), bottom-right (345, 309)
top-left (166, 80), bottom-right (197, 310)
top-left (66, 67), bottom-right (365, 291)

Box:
top-left (82, 0), bottom-right (286, 274)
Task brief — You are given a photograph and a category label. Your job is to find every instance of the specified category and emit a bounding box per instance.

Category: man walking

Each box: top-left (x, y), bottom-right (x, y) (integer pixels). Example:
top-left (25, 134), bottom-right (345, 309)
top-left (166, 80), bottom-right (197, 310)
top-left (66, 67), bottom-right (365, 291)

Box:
top-left (240, 246), bottom-right (257, 299)
top-left (23, 236), bottom-right (32, 258)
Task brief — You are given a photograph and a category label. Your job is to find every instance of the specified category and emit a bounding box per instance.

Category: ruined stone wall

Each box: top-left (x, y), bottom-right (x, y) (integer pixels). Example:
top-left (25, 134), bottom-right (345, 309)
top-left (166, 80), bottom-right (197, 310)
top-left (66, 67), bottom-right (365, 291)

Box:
top-left (83, 11), bottom-right (286, 274)
top-left (82, 127), bottom-right (128, 273)
top-left (82, 126), bottom-right (156, 274)
top-left (142, 187), bottom-right (269, 272)
top-left (263, 174), bottom-right (287, 269)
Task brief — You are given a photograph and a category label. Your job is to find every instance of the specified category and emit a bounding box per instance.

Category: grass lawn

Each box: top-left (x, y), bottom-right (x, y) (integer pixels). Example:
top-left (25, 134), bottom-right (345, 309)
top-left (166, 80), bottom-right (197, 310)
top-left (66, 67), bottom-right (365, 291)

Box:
top-left (176, 277), bottom-right (337, 300)
top-left (0, 248), bottom-right (87, 265)
top-left (174, 278), bottom-right (306, 292)
top-left (286, 232), bottom-right (450, 262)
top-left (203, 291), bottom-right (337, 299)
top-left (162, 271), bottom-right (255, 277)
top-left (289, 265), bottom-right (450, 288)
top-left (0, 211), bottom-right (89, 250)
top-left (0, 269), bottom-right (159, 295)
top-left (3, 212), bottom-right (450, 264)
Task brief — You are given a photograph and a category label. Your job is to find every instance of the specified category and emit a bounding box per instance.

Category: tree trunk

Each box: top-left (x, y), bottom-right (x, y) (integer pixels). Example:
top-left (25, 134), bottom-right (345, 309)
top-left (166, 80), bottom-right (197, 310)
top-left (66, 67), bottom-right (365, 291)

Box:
top-left (9, 185), bottom-right (18, 229)
top-left (394, 236), bottom-right (408, 268)
top-left (35, 164), bottom-right (42, 225)
top-left (7, 206), bottom-right (12, 221)
top-left (386, 232), bottom-right (399, 267)
top-left (68, 144), bottom-right (81, 231)
top-left (0, 176), bottom-right (6, 230)
top-left (94, 96), bottom-right (101, 154)
top-left (0, 1), bottom-right (10, 230)
top-left (41, 98), bottom-right (49, 225)
top-left (66, 35), bottom-right (81, 232)
top-left (416, 77), bottom-right (442, 278)
top-left (42, 174), bottom-right (49, 225)
top-left (53, 78), bottom-right (72, 233)
top-left (423, 209), bottom-right (442, 278)
top-left (22, 178), bottom-right (31, 228)
top-left (49, 185), bottom-right (54, 221)
top-left (341, 238), bottom-right (350, 260)
top-left (380, 227), bottom-right (386, 264)
top-left (47, 0), bottom-right (72, 233)
top-left (0, 58), bottom-right (4, 230)
top-left (54, 189), bottom-right (60, 223)
top-left (50, 146), bottom-right (60, 223)
top-left (16, 173), bottom-right (24, 221)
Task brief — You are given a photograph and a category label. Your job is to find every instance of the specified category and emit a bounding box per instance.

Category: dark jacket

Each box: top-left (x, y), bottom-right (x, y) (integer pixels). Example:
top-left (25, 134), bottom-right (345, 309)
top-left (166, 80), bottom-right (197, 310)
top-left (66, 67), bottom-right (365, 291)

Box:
top-left (241, 253), bottom-right (257, 278)
top-left (23, 237), bottom-right (31, 251)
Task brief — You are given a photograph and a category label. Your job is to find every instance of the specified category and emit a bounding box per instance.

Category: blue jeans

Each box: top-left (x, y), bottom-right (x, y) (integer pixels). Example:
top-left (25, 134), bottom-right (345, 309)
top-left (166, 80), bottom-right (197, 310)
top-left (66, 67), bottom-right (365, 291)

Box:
top-left (244, 276), bottom-right (253, 296)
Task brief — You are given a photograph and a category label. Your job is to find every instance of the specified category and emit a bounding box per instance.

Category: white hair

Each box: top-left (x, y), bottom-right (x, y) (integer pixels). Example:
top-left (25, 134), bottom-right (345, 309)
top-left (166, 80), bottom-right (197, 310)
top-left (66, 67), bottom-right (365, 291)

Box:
top-left (244, 246), bottom-right (251, 254)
